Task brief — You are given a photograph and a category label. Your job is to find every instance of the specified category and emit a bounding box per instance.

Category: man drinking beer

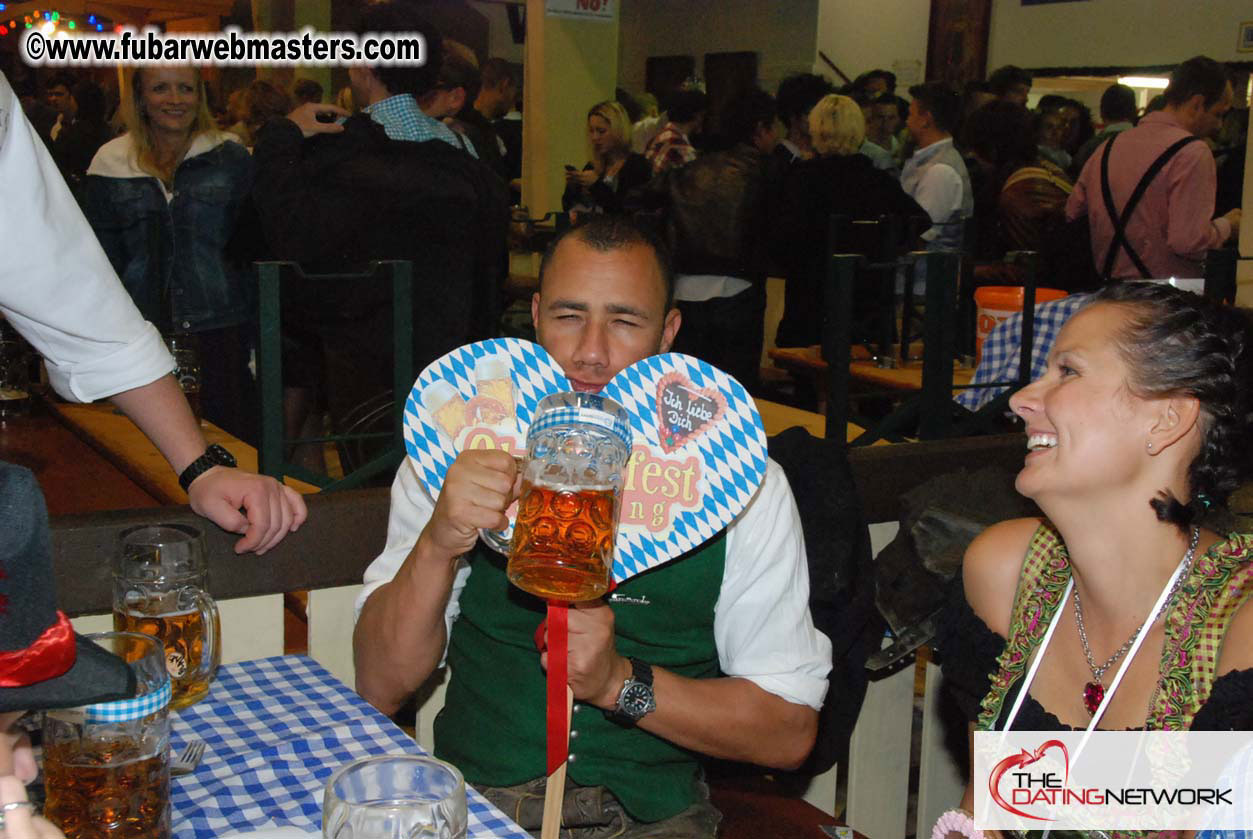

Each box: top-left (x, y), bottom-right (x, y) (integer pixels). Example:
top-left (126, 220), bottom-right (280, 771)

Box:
top-left (354, 215), bottom-right (832, 838)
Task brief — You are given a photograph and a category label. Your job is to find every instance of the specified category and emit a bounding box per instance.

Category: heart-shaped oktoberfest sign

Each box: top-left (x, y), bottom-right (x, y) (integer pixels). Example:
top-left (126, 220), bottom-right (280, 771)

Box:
top-left (402, 338), bottom-right (767, 583)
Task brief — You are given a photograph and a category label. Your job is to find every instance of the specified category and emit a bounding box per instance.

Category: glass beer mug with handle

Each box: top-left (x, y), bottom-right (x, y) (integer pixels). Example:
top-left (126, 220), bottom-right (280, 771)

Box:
top-left (323, 755), bottom-right (467, 839)
top-left (505, 392), bottom-right (633, 602)
top-left (113, 524), bottom-right (221, 710)
top-left (43, 632), bottom-right (173, 839)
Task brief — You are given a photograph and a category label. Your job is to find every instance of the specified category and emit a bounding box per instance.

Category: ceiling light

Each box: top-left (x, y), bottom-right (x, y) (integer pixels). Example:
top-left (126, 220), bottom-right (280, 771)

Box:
top-left (1118, 76), bottom-right (1169, 89)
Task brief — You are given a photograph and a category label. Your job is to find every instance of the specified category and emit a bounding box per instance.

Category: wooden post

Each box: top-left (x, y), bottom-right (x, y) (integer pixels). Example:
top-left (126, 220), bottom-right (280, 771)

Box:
top-left (521, 0), bottom-right (620, 221)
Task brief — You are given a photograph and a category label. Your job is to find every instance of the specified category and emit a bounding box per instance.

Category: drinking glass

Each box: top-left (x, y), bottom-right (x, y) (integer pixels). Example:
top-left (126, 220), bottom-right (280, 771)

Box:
top-left (323, 755), bottom-right (467, 839)
top-left (0, 317), bottom-right (31, 419)
top-left (42, 632), bottom-right (172, 839)
top-left (504, 392), bottom-right (633, 602)
top-left (166, 333), bottom-right (202, 422)
top-left (113, 524), bottom-right (220, 710)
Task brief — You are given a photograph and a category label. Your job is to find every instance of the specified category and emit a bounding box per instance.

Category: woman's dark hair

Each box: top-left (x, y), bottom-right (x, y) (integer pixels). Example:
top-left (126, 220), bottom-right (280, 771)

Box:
top-left (1090, 283), bottom-right (1253, 530)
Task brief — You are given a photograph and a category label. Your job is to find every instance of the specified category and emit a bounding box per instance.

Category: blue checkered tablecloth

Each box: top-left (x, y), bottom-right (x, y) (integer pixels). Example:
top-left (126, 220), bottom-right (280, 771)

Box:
top-left (170, 656), bottom-right (529, 839)
top-left (955, 293), bottom-right (1092, 411)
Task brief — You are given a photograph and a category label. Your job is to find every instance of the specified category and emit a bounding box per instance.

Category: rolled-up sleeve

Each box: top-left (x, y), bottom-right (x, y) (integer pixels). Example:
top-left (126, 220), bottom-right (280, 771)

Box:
top-left (715, 459), bottom-right (833, 710)
top-left (356, 460), bottom-right (470, 664)
top-left (0, 72), bottom-right (172, 403)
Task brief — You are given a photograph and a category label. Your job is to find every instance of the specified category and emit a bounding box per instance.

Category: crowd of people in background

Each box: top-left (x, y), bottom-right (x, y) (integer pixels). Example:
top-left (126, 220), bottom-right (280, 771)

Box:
top-left (0, 30), bottom-right (1246, 438)
top-left (557, 57), bottom-right (1246, 383)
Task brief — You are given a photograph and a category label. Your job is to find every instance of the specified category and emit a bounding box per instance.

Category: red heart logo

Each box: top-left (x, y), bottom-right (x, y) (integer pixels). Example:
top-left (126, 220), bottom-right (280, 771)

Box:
top-left (655, 372), bottom-right (726, 454)
top-left (989, 739), bottom-right (1069, 821)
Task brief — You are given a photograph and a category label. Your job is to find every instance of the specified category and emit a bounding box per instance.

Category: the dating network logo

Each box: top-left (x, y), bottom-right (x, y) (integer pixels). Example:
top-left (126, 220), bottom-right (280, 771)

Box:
top-left (989, 740), bottom-right (1070, 821)
top-left (975, 729), bottom-right (1245, 831)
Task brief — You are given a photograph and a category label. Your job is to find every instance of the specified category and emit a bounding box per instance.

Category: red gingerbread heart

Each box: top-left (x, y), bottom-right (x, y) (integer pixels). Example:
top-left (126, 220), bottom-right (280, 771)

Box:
top-left (655, 372), bottom-right (727, 454)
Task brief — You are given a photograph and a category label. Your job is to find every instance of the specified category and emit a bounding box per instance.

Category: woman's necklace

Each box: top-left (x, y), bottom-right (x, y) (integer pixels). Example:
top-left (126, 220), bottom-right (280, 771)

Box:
top-left (1071, 526), bottom-right (1200, 715)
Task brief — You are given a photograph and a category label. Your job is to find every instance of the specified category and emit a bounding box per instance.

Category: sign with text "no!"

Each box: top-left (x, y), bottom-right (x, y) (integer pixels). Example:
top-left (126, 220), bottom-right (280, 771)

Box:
top-left (545, 0), bottom-right (616, 22)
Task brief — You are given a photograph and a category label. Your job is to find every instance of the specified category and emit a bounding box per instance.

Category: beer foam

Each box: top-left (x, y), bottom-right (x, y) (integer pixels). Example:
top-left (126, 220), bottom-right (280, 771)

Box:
top-left (474, 353), bottom-right (511, 381)
top-left (420, 379), bottom-right (463, 413)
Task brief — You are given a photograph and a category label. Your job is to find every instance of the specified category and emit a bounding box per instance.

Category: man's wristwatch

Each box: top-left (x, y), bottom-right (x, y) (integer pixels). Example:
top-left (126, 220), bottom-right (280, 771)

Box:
top-left (606, 658), bottom-right (655, 725)
top-left (178, 444), bottom-right (237, 491)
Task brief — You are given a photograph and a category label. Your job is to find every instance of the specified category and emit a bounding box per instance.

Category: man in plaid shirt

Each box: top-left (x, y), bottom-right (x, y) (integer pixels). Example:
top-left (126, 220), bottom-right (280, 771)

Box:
top-left (644, 89), bottom-right (708, 175)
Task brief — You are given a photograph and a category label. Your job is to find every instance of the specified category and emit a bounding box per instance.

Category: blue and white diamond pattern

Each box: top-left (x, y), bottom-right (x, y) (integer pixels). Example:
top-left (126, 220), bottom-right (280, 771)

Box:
top-left (601, 354), bottom-right (766, 582)
top-left (402, 338), bottom-right (571, 500)
top-left (403, 341), bottom-right (766, 584)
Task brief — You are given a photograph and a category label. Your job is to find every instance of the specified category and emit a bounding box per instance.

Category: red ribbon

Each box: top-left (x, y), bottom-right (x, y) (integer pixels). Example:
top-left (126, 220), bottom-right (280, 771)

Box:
top-left (545, 602), bottom-right (568, 776)
top-left (533, 582), bottom-right (617, 777)
top-left (0, 611), bottom-right (77, 687)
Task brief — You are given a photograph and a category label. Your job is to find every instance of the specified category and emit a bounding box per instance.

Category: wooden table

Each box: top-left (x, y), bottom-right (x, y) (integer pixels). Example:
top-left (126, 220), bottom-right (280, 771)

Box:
top-left (754, 396), bottom-right (884, 445)
top-left (771, 344), bottom-right (974, 392)
top-left (848, 357), bottom-right (974, 391)
top-left (48, 401), bottom-right (319, 506)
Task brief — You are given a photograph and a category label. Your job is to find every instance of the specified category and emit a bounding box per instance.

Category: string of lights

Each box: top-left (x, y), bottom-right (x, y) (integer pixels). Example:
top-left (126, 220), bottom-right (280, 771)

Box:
top-left (0, 7), bottom-right (115, 39)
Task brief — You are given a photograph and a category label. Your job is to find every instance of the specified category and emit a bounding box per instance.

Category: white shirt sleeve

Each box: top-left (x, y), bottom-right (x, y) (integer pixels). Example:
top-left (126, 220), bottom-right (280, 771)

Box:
top-left (913, 163), bottom-right (964, 242)
top-left (355, 459), bottom-right (470, 662)
top-left (0, 72), bottom-right (173, 403)
top-left (714, 459), bottom-right (833, 710)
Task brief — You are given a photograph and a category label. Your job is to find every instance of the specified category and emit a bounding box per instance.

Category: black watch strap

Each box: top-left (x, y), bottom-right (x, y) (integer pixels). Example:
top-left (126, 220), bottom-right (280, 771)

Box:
top-left (628, 658), bottom-right (653, 687)
top-left (178, 444), bottom-right (237, 491)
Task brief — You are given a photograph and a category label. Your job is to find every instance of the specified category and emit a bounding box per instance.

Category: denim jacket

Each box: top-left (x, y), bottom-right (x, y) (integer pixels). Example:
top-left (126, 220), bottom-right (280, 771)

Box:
top-left (84, 133), bottom-right (254, 333)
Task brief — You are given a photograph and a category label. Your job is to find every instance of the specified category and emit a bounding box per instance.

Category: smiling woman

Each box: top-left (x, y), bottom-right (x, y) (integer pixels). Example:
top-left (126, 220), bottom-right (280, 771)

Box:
top-left (81, 66), bottom-right (258, 442)
top-left (933, 283), bottom-right (1253, 838)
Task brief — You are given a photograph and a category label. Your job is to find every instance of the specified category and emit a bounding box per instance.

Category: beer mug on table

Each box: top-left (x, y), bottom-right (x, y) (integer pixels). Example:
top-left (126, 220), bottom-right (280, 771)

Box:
top-left (504, 392), bottom-right (633, 602)
top-left (113, 524), bottom-right (220, 710)
top-left (323, 755), bottom-right (467, 839)
top-left (43, 632), bottom-right (172, 839)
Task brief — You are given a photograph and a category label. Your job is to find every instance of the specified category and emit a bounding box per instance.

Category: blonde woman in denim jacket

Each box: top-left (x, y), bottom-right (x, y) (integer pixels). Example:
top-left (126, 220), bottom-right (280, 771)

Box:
top-left (84, 66), bottom-right (256, 440)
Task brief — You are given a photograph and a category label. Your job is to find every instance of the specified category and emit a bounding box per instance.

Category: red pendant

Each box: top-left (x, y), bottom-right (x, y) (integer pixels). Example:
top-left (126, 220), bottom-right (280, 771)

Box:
top-left (1083, 681), bottom-right (1105, 715)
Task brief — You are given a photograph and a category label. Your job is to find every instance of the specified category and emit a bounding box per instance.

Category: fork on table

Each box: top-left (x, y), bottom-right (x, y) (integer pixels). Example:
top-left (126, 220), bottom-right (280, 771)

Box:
top-left (171, 740), bottom-right (206, 777)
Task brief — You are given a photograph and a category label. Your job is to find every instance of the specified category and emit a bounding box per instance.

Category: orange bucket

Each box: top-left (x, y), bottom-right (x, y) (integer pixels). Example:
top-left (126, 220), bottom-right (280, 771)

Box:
top-left (974, 286), bottom-right (1068, 364)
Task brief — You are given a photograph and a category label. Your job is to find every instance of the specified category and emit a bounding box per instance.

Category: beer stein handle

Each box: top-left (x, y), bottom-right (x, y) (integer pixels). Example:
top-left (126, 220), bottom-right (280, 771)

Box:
top-left (478, 454), bottom-right (524, 555)
top-left (479, 524), bottom-right (512, 555)
top-left (194, 590), bottom-right (221, 684)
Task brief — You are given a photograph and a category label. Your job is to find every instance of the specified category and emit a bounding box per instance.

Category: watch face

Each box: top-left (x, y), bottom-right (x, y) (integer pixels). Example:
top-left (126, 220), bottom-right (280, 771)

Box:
top-left (620, 683), bottom-right (655, 719)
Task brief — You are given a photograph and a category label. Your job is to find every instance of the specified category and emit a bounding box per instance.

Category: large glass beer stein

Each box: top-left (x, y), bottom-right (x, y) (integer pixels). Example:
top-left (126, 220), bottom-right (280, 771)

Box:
top-left (113, 524), bottom-right (220, 710)
top-left (43, 632), bottom-right (172, 839)
top-left (506, 392), bottom-right (633, 601)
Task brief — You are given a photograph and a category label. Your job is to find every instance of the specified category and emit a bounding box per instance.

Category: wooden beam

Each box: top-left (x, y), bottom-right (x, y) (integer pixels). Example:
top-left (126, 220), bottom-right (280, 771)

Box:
top-left (52, 488), bottom-right (391, 616)
top-left (50, 435), bottom-right (1027, 616)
